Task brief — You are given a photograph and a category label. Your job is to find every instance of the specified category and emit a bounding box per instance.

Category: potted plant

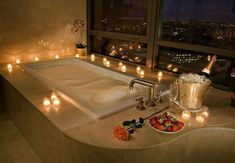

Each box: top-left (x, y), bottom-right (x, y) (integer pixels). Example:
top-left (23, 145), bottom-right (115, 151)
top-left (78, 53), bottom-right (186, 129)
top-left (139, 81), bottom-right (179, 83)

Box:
top-left (72, 19), bottom-right (86, 56)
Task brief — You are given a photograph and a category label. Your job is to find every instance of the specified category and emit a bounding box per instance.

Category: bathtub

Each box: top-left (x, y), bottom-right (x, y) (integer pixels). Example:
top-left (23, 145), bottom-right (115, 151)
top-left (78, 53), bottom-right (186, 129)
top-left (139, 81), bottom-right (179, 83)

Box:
top-left (22, 58), bottom-right (146, 119)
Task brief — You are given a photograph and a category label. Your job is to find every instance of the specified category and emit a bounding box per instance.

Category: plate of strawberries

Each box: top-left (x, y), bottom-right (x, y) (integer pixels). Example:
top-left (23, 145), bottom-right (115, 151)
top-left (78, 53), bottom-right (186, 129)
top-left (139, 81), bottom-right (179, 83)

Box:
top-left (149, 112), bottom-right (184, 133)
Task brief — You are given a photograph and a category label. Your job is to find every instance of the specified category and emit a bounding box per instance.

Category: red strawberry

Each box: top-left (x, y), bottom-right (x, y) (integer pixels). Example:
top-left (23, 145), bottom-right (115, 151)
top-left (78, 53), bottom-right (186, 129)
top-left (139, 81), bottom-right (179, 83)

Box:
top-left (178, 122), bottom-right (184, 128)
top-left (172, 124), bottom-right (180, 132)
top-left (154, 124), bottom-right (164, 131)
top-left (149, 118), bottom-right (157, 126)
top-left (166, 126), bottom-right (173, 132)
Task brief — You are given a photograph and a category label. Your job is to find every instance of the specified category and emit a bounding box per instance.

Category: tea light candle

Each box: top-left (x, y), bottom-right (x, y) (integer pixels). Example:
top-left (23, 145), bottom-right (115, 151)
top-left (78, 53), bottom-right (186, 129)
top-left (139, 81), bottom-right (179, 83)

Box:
top-left (55, 55), bottom-right (60, 59)
top-left (129, 46), bottom-right (133, 50)
top-left (103, 57), bottom-right (107, 63)
top-left (138, 45), bottom-right (141, 49)
top-left (7, 64), bottom-right (13, 69)
top-left (202, 110), bottom-right (209, 118)
top-left (34, 56), bottom-right (39, 61)
top-left (182, 110), bottom-right (191, 120)
top-left (75, 54), bottom-right (80, 58)
top-left (136, 66), bottom-right (141, 74)
top-left (172, 67), bottom-right (178, 72)
top-left (52, 97), bottom-right (61, 106)
top-left (157, 71), bottom-right (163, 78)
top-left (196, 114), bottom-right (205, 123)
top-left (139, 69), bottom-right (144, 78)
top-left (119, 47), bottom-right (123, 51)
top-left (167, 64), bottom-right (173, 70)
top-left (50, 92), bottom-right (58, 100)
top-left (16, 59), bottom-right (21, 64)
top-left (90, 54), bottom-right (95, 61)
top-left (121, 65), bottom-right (126, 72)
top-left (106, 60), bottom-right (110, 67)
top-left (43, 98), bottom-right (51, 106)
top-left (118, 62), bottom-right (123, 68)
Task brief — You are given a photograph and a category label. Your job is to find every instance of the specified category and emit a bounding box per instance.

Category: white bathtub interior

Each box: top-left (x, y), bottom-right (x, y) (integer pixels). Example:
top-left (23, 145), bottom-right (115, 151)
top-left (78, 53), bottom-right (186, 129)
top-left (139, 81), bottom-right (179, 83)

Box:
top-left (22, 58), bottom-right (149, 119)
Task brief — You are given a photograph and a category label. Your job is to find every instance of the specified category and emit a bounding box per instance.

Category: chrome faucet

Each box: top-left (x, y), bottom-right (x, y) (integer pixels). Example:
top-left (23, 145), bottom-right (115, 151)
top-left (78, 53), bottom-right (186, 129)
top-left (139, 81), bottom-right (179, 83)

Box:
top-left (129, 78), bottom-right (159, 108)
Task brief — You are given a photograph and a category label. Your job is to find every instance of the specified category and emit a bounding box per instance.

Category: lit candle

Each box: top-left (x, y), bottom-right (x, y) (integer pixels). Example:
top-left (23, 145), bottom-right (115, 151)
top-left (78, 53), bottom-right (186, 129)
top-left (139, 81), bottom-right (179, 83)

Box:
top-left (43, 98), bottom-right (51, 106)
top-left (34, 56), bottom-right (39, 61)
top-left (136, 66), bottom-right (141, 74)
top-left (157, 71), bottom-right (163, 78)
top-left (119, 47), bottom-right (123, 51)
top-left (182, 110), bottom-right (191, 120)
top-left (106, 60), bottom-right (110, 67)
top-left (16, 59), bottom-right (21, 64)
top-left (118, 62), bottom-right (123, 68)
top-left (138, 45), bottom-right (141, 49)
top-left (55, 55), bottom-right (60, 59)
top-left (91, 54), bottom-right (95, 62)
top-left (75, 54), bottom-right (80, 58)
top-left (167, 64), bottom-right (173, 70)
top-left (202, 110), bottom-right (210, 118)
top-left (50, 92), bottom-right (58, 100)
top-left (103, 57), bottom-right (107, 64)
top-left (52, 97), bottom-right (61, 106)
top-left (196, 114), bottom-right (205, 123)
top-left (121, 65), bottom-right (126, 72)
top-left (129, 46), bottom-right (133, 50)
top-left (7, 64), bottom-right (13, 69)
top-left (139, 69), bottom-right (144, 78)
top-left (172, 67), bottom-right (178, 72)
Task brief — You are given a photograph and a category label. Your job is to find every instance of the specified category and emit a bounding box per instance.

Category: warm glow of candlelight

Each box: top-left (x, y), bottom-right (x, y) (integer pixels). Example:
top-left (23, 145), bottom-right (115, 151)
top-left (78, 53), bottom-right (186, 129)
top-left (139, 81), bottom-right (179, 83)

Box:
top-left (118, 62), bottom-right (123, 68)
top-left (55, 55), bottom-right (60, 59)
top-left (139, 69), bottom-right (144, 78)
top-left (50, 92), bottom-right (58, 100)
top-left (91, 54), bottom-right (95, 61)
top-left (202, 110), bottom-right (209, 118)
top-left (129, 46), bottom-right (133, 50)
top-left (196, 114), bottom-right (205, 123)
top-left (119, 47), bottom-right (123, 51)
top-left (75, 54), bottom-right (80, 58)
top-left (136, 66), bottom-right (141, 74)
top-left (138, 45), bottom-right (141, 49)
top-left (103, 57), bottom-right (107, 63)
top-left (52, 97), bottom-right (61, 106)
top-left (172, 67), bottom-right (178, 72)
top-left (167, 64), bottom-right (173, 70)
top-left (182, 110), bottom-right (191, 120)
top-left (16, 59), bottom-right (21, 64)
top-left (121, 65), bottom-right (126, 72)
top-left (106, 60), bottom-right (110, 67)
top-left (34, 56), bottom-right (39, 61)
top-left (43, 98), bottom-right (51, 106)
top-left (7, 64), bottom-right (13, 69)
top-left (158, 71), bottom-right (163, 78)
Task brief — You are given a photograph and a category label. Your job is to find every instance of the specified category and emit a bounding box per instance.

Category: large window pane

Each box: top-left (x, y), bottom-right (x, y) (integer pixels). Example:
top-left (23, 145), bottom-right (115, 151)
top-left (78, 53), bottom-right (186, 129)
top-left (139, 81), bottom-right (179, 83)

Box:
top-left (161, 0), bottom-right (235, 50)
top-left (91, 36), bottom-right (147, 65)
top-left (92, 0), bottom-right (148, 35)
top-left (156, 46), bottom-right (232, 86)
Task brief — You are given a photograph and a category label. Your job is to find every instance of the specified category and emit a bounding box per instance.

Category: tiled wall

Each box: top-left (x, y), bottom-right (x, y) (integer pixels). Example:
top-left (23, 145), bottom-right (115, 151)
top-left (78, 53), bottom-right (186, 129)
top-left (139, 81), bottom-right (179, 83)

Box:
top-left (0, 0), bottom-right (86, 64)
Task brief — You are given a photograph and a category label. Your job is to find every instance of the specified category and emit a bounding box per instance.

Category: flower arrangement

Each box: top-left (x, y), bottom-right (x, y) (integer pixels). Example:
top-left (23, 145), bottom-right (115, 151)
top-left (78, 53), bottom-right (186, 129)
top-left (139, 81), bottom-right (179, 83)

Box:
top-left (71, 18), bottom-right (86, 49)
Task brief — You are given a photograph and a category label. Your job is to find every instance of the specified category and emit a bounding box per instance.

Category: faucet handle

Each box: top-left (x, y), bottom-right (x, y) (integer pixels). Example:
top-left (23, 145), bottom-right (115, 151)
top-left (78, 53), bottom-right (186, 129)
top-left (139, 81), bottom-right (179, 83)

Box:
top-left (135, 97), bottom-right (146, 111)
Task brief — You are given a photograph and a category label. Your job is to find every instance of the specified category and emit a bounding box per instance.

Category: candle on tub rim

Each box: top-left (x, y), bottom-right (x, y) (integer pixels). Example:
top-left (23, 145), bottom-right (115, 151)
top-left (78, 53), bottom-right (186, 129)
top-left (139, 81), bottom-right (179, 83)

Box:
top-left (90, 54), bottom-right (95, 61)
top-left (34, 56), bottom-right (39, 61)
top-left (136, 66), bottom-right (141, 74)
top-left (106, 60), bottom-right (110, 67)
top-left (75, 53), bottom-right (80, 58)
top-left (55, 55), bottom-right (60, 59)
top-left (43, 98), bottom-right (51, 106)
top-left (121, 65), bottom-right (126, 72)
top-left (139, 69), bottom-right (144, 78)
top-left (50, 92), bottom-right (58, 100)
top-left (202, 110), bottom-right (210, 118)
top-left (196, 113), bottom-right (205, 123)
top-left (181, 110), bottom-right (191, 120)
top-left (157, 71), bottom-right (163, 78)
top-left (16, 59), bottom-right (21, 64)
top-left (7, 64), bottom-right (13, 69)
top-left (103, 57), bottom-right (107, 64)
top-left (118, 61), bottom-right (123, 68)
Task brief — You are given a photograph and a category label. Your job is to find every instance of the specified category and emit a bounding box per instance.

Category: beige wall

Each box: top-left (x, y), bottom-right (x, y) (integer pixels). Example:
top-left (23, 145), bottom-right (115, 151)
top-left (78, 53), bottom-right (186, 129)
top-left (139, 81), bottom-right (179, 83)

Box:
top-left (0, 0), bottom-right (87, 64)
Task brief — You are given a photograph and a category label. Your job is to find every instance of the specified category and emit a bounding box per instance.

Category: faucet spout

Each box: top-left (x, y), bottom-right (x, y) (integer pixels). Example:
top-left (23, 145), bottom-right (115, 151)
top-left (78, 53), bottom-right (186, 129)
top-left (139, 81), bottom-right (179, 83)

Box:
top-left (129, 78), bottom-right (158, 108)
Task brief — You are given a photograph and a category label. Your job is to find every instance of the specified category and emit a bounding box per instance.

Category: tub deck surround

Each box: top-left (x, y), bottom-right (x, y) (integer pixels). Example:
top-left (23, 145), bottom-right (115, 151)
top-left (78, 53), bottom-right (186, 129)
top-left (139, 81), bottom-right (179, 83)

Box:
top-left (1, 56), bottom-right (235, 162)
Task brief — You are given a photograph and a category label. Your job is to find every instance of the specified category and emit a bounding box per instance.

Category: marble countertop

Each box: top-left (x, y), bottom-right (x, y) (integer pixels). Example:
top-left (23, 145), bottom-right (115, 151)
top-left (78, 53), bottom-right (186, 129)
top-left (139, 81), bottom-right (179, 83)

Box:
top-left (1, 56), bottom-right (235, 150)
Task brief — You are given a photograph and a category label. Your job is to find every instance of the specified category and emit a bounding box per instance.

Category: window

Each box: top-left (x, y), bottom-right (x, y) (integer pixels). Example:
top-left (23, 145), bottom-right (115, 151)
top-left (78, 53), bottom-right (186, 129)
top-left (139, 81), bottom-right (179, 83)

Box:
top-left (88, 0), bottom-right (235, 88)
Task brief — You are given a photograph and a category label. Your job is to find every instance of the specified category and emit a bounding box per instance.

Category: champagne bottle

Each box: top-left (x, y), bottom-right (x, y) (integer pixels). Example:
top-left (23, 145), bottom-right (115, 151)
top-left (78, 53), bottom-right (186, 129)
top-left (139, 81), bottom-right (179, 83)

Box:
top-left (199, 55), bottom-right (217, 78)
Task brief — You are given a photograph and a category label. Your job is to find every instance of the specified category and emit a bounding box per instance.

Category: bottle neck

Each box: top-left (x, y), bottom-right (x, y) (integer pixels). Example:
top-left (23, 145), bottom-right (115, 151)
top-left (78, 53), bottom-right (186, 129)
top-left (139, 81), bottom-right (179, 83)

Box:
top-left (202, 55), bottom-right (216, 74)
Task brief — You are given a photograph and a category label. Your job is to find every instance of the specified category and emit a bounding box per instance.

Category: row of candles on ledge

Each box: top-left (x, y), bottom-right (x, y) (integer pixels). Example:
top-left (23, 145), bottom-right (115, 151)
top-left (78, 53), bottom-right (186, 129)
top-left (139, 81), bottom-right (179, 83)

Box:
top-left (181, 109), bottom-right (210, 124)
top-left (42, 92), bottom-right (61, 111)
top-left (87, 54), bottom-right (164, 79)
